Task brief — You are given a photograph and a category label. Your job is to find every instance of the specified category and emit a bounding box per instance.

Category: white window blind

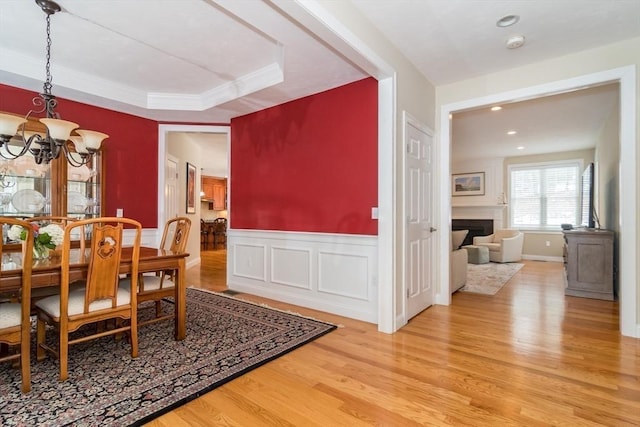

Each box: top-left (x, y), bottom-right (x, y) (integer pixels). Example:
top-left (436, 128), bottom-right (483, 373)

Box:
top-left (509, 162), bottom-right (580, 229)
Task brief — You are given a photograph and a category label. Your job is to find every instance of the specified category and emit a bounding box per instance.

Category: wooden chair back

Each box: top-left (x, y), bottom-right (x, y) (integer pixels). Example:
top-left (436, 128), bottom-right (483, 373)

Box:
top-left (27, 216), bottom-right (78, 227)
top-left (161, 217), bottom-right (192, 253)
top-left (0, 217), bottom-right (34, 393)
top-left (63, 217), bottom-right (141, 316)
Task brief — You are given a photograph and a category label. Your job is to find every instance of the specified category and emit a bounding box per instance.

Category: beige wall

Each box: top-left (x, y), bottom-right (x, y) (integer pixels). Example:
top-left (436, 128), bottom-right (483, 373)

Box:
top-left (523, 232), bottom-right (565, 258)
top-left (596, 86), bottom-right (621, 294)
top-left (596, 90), bottom-right (621, 232)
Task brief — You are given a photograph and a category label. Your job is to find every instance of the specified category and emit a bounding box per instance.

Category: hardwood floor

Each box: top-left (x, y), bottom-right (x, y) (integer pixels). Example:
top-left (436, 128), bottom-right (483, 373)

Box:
top-left (148, 256), bottom-right (640, 426)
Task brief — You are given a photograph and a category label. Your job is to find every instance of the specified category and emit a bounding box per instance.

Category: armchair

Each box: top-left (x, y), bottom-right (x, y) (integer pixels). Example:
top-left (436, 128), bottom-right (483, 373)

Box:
top-left (473, 229), bottom-right (524, 263)
top-left (450, 230), bottom-right (468, 292)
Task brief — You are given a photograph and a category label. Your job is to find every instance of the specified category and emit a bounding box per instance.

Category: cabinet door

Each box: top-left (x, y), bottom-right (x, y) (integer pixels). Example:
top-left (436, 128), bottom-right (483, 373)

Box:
top-left (212, 181), bottom-right (226, 210)
top-left (202, 181), bottom-right (215, 200)
top-left (65, 152), bottom-right (103, 218)
top-left (0, 121), bottom-right (104, 219)
top-left (0, 153), bottom-right (52, 217)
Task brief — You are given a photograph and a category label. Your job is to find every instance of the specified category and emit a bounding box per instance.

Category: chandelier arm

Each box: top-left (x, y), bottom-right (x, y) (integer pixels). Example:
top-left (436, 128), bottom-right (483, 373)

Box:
top-left (61, 143), bottom-right (89, 167)
top-left (0, 132), bottom-right (38, 160)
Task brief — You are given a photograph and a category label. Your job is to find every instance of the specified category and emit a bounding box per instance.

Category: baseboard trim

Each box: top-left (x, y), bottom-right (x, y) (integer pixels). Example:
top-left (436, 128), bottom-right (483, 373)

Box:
top-left (522, 254), bottom-right (564, 262)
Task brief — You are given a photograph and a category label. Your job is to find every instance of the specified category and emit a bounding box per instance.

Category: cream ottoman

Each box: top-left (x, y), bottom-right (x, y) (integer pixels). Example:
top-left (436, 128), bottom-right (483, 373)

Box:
top-left (463, 245), bottom-right (490, 264)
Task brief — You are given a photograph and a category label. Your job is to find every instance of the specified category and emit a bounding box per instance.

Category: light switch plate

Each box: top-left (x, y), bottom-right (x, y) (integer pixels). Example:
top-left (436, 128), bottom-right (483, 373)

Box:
top-left (116, 208), bottom-right (123, 217)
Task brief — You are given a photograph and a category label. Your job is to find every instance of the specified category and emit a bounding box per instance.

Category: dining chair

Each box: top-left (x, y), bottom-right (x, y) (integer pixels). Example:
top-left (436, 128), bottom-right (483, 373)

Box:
top-left (212, 217), bottom-right (227, 249)
top-left (0, 217), bottom-right (34, 393)
top-left (27, 216), bottom-right (78, 227)
top-left (200, 219), bottom-right (210, 250)
top-left (27, 216), bottom-right (86, 247)
top-left (122, 217), bottom-right (191, 327)
top-left (35, 217), bottom-right (142, 382)
top-left (26, 216), bottom-right (87, 309)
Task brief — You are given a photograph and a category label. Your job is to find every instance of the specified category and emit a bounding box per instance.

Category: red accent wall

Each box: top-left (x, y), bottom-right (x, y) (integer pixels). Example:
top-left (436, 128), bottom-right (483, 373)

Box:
top-left (0, 84), bottom-right (158, 227)
top-left (230, 78), bottom-right (378, 235)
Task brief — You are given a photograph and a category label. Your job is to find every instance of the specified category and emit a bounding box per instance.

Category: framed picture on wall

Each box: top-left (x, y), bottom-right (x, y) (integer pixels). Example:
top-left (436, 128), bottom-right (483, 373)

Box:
top-left (452, 172), bottom-right (485, 196)
top-left (186, 162), bottom-right (196, 213)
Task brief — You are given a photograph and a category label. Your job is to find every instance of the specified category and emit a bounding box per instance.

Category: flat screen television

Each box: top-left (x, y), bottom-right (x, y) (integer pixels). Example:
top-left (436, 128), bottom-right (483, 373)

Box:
top-left (580, 162), bottom-right (595, 229)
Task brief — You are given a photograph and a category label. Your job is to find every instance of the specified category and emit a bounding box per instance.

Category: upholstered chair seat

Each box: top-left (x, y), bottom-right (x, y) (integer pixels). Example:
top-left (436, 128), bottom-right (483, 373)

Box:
top-left (139, 276), bottom-right (175, 291)
top-left (36, 287), bottom-right (131, 319)
top-left (0, 304), bottom-right (21, 329)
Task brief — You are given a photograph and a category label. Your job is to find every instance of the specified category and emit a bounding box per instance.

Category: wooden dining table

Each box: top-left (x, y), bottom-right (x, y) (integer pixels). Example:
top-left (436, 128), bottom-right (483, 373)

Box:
top-left (0, 246), bottom-right (189, 340)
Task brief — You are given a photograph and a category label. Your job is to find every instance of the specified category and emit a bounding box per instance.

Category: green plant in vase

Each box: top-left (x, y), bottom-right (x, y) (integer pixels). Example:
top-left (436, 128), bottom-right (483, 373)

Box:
top-left (8, 223), bottom-right (64, 259)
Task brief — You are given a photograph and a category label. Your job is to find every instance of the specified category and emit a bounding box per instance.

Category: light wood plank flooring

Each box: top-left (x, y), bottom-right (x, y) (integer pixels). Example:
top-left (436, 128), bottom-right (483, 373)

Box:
top-left (148, 254), bottom-right (640, 426)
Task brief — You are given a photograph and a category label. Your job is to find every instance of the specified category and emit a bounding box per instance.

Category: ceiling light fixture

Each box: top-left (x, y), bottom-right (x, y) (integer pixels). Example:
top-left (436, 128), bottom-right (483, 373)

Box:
top-left (0, 0), bottom-right (107, 166)
top-left (517, 146), bottom-right (525, 150)
top-left (507, 130), bottom-right (517, 135)
top-left (496, 14), bottom-right (520, 28)
top-left (491, 106), bottom-right (502, 111)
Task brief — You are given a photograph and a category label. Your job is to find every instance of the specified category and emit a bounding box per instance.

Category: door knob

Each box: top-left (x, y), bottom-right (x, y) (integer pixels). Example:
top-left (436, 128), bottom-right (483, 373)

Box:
top-left (430, 227), bottom-right (437, 232)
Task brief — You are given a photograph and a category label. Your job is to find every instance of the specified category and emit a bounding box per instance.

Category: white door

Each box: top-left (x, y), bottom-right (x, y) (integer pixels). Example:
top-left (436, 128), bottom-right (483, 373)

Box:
top-left (405, 118), bottom-right (435, 320)
top-left (165, 156), bottom-right (179, 247)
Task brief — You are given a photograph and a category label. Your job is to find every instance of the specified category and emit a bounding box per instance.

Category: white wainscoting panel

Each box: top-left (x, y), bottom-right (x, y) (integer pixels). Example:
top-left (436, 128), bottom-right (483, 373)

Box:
top-left (271, 246), bottom-right (311, 289)
top-left (233, 243), bottom-right (267, 281)
top-left (318, 251), bottom-right (370, 300)
top-left (122, 228), bottom-right (158, 247)
top-left (228, 229), bottom-right (378, 323)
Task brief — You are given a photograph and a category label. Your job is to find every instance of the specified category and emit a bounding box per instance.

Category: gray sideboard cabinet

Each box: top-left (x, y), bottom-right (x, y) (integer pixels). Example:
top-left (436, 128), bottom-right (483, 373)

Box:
top-left (563, 229), bottom-right (614, 300)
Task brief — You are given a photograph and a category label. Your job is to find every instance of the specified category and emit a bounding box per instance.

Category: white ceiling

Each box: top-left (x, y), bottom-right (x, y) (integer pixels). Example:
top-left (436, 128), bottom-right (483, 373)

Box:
top-left (452, 83), bottom-right (620, 162)
top-left (1, 0), bottom-right (639, 161)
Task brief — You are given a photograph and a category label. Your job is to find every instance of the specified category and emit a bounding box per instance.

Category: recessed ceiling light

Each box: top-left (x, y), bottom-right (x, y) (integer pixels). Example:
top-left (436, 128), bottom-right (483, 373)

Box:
top-left (491, 106), bottom-right (502, 111)
top-left (517, 146), bottom-right (525, 150)
top-left (507, 130), bottom-right (517, 135)
top-left (497, 14), bottom-right (520, 28)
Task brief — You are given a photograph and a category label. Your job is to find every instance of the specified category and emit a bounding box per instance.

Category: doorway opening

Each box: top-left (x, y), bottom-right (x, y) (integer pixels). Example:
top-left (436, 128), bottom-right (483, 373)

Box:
top-left (158, 124), bottom-right (230, 278)
top-left (438, 66), bottom-right (637, 337)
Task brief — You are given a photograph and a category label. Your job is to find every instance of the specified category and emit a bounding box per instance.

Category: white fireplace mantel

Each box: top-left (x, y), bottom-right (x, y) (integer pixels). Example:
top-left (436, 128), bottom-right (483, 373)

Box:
top-left (452, 204), bottom-right (507, 230)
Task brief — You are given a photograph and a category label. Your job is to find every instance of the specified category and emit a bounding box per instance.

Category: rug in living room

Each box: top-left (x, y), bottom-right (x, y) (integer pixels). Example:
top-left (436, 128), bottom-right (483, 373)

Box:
top-left (0, 288), bottom-right (336, 426)
top-left (460, 262), bottom-right (525, 295)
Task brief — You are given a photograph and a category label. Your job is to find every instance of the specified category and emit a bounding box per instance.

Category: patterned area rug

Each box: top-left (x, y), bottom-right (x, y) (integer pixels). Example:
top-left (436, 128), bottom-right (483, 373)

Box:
top-left (460, 262), bottom-right (525, 295)
top-left (0, 288), bottom-right (336, 426)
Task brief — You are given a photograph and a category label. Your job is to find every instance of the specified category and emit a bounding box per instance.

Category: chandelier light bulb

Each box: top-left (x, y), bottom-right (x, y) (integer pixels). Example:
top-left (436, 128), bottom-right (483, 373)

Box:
top-left (0, 113), bottom-right (27, 138)
top-left (39, 118), bottom-right (78, 141)
top-left (75, 129), bottom-right (109, 151)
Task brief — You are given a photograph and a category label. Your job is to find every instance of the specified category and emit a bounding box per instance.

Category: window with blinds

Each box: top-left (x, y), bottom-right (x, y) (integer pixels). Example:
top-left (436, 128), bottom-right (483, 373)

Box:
top-left (509, 161), bottom-right (581, 230)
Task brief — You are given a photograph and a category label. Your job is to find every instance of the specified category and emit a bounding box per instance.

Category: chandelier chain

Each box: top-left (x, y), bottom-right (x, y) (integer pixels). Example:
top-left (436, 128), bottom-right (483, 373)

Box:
top-left (43, 13), bottom-right (53, 96)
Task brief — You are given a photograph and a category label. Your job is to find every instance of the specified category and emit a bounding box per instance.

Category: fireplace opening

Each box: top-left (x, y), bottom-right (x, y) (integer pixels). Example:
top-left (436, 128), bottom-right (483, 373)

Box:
top-left (452, 219), bottom-right (494, 247)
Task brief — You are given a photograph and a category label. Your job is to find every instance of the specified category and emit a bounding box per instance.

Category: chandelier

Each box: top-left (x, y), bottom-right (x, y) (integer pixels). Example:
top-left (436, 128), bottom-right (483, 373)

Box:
top-left (0, 0), bottom-right (107, 167)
